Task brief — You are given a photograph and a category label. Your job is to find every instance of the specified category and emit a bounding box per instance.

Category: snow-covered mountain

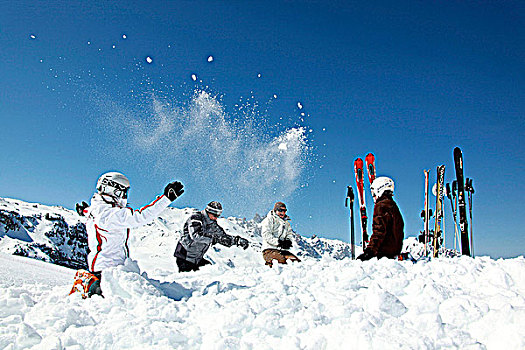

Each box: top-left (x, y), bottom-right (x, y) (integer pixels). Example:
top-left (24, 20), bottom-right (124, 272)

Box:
top-left (0, 198), bottom-right (87, 269)
top-left (0, 197), bottom-right (362, 271)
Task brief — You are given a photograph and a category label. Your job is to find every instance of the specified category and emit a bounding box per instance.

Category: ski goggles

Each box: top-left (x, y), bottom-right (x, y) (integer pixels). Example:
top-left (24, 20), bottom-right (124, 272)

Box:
top-left (114, 186), bottom-right (129, 199)
top-left (102, 179), bottom-right (130, 199)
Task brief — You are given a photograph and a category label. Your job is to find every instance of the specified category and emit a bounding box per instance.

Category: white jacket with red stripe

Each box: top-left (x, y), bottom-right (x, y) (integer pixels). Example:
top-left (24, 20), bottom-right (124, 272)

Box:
top-left (84, 193), bottom-right (171, 272)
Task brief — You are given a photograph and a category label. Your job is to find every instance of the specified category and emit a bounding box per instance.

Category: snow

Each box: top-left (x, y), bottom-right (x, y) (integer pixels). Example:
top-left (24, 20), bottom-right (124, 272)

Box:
top-left (2, 252), bottom-right (525, 349)
top-left (97, 91), bottom-right (311, 216)
top-left (1, 201), bottom-right (525, 349)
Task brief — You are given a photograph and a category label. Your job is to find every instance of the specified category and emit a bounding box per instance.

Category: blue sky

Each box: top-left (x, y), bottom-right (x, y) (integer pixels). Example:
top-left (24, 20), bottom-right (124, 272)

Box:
top-left (1, 1), bottom-right (523, 258)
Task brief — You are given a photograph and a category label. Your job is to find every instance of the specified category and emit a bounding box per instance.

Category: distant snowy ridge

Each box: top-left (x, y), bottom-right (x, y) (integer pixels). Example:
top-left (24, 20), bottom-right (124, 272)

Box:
top-left (0, 197), bottom-right (362, 270)
top-left (0, 197), bottom-right (460, 271)
top-left (0, 198), bottom-right (87, 269)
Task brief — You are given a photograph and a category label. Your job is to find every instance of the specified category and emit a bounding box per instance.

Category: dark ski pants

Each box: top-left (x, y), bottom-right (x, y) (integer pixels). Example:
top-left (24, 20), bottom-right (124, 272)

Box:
top-left (262, 249), bottom-right (301, 268)
top-left (176, 257), bottom-right (211, 272)
top-left (88, 271), bottom-right (103, 298)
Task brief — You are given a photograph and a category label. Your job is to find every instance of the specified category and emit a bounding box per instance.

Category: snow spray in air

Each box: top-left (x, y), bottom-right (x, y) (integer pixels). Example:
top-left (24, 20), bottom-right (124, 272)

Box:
top-left (97, 89), bottom-right (312, 216)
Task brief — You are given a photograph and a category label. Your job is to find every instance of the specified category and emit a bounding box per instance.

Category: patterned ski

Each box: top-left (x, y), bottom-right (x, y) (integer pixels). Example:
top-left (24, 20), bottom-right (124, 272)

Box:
top-left (354, 158), bottom-right (368, 246)
top-left (433, 165), bottom-right (445, 258)
top-left (365, 153), bottom-right (376, 193)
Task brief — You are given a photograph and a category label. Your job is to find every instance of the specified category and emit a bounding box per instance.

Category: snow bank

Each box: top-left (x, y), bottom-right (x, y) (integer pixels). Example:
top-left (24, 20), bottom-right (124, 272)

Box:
top-left (1, 252), bottom-right (524, 349)
top-left (1, 199), bottom-right (524, 349)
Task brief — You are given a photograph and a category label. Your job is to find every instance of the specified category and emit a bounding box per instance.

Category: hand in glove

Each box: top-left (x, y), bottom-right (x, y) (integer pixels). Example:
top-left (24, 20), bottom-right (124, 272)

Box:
top-left (164, 181), bottom-right (184, 201)
top-left (75, 201), bottom-right (89, 216)
top-left (357, 249), bottom-right (375, 261)
top-left (233, 236), bottom-right (249, 250)
top-left (277, 238), bottom-right (293, 250)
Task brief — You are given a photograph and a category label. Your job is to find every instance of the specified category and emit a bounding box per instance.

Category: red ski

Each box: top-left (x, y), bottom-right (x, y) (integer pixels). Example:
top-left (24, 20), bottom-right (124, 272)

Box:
top-left (365, 153), bottom-right (376, 195)
top-left (354, 158), bottom-right (368, 246)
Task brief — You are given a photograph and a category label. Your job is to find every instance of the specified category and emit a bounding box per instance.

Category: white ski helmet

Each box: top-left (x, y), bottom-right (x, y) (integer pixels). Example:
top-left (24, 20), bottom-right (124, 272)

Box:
top-left (371, 176), bottom-right (395, 201)
top-left (96, 172), bottom-right (130, 207)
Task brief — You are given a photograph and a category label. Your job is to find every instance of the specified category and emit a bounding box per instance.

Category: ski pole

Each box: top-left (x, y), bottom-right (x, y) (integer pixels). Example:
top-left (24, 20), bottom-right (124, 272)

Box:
top-left (423, 170), bottom-right (430, 257)
top-left (446, 183), bottom-right (460, 254)
top-left (345, 186), bottom-right (356, 260)
top-left (452, 181), bottom-right (460, 253)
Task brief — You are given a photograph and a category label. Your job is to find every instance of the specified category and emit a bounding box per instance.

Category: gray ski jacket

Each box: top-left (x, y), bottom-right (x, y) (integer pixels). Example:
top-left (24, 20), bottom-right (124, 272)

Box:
top-left (174, 210), bottom-right (236, 264)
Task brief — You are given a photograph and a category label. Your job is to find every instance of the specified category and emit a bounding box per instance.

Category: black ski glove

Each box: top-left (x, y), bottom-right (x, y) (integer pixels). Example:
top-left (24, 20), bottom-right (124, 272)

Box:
top-left (278, 238), bottom-right (293, 250)
top-left (357, 249), bottom-right (375, 261)
top-left (233, 236), bottom-right (249, 250)
top-left (164, 181), bottom-right (184, 201)
top-left (75, 201), bottom-right (89, 216)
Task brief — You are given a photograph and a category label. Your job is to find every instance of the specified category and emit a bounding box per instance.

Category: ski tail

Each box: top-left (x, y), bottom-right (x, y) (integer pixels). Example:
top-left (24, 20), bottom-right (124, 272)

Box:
top-left (465, 177), bottom-right (475, 257)
top-left (433, 165), bottom-right (445, 258)
top-left (365, 153), bottom-right (376, 186)
top-left (454, 147), bottom-right (470, 256)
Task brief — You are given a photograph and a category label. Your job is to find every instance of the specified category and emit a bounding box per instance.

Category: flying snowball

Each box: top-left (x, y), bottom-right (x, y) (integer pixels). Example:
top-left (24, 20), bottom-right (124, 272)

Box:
top-left (30, 34), bottom-right (36, 39)
top-left (207, 56), bottom-right (214, 62)
top-left (146, 56), bottom-right (153, 64)
top-left (297, 102), bottom-right (303, 109)
top-left (191, 74), bottom-right (197, 81)
top-left (122, 34), bottom-right (127, 39)
top-left (257, 73), bottom-right (262, 78)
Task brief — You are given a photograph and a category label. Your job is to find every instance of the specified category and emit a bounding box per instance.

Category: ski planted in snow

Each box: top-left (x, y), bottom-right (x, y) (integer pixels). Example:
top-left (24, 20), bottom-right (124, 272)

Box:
top-left (454, 147), bottom-right (470, 256)
top-left (422, 170), bottom-right (431, 256)
top-left (465, 177), bottom-right (475, 257)
top-left (365, 153), bottom-right (376, 192)
top-left (433, 165), bottom-right (445, 258)
top-left (345, 186), bottom-right (356, 259)
top-left (354, 158), bottom-right (368, 247)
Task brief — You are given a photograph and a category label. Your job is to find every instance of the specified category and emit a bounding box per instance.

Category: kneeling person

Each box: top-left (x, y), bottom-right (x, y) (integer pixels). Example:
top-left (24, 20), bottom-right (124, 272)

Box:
top-left (262, 202), bottom-right (301, 267)
top-left (174, 201), bottom-right (249, 272)
top-left (357, 176), bottom-right (404, 261)
top-left (75, 171), bottom-right (184, 297)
